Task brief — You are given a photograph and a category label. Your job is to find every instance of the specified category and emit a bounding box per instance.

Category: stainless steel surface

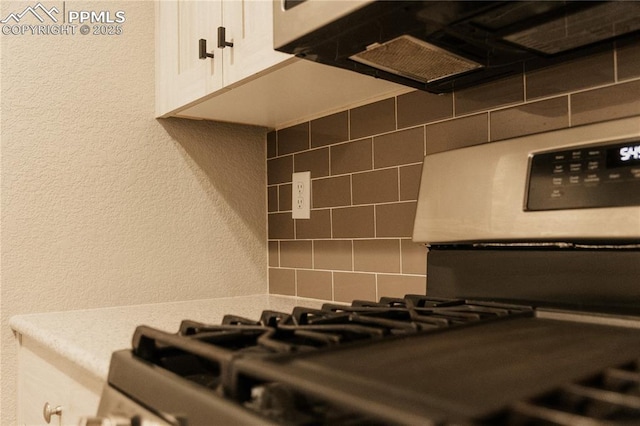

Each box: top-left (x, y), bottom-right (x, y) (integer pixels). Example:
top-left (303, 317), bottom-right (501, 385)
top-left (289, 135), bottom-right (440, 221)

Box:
top-left (536, 309), bottom-right (640, 329)
top-left (413, 117), bottom-right (640, 244)
top-left (78, 415), bottom-right (135, 426)
top-left (94, 385), bottom-right (170, 426)
top-left (273, 0), bottom-right (369, 49)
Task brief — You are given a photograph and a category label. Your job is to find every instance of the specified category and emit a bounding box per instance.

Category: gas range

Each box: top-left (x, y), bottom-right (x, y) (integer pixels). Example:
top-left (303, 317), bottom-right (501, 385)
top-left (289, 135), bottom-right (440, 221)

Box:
top-left (96, 296), bottom-right (640, 425)
top-left (88, 117), bottom-right (640, 425)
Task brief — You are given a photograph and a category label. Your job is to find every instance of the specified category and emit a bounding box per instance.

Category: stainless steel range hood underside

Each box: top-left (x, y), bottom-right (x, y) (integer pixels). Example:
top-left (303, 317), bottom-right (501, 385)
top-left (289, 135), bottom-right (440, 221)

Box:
top-left (275, 1), bottom-right (640, 92)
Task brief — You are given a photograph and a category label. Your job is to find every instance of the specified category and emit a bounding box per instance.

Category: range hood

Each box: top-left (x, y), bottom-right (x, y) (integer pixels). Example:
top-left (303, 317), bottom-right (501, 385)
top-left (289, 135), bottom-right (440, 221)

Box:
top-left (273, 1), bottom-right (640, 93)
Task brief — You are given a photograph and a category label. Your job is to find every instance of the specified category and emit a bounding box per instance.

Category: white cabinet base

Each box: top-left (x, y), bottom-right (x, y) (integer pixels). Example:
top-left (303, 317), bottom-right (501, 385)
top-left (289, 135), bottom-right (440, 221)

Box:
top-left (171, 58), bottom-right (410, 129)
top-left (17, 335), bottom-right (102, 426)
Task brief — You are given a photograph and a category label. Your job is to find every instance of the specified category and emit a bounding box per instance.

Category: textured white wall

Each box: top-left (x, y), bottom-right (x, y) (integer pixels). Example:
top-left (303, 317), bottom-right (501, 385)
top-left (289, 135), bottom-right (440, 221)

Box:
top-left (1, 1), bottom-right (267, 422)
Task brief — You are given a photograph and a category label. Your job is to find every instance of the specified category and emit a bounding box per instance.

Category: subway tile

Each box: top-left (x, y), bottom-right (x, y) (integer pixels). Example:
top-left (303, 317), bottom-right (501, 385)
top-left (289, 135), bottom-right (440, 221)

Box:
top-left (314, 240), bottom-right (353, 271)
top-left (334, 272), bottom-right (376, 302)
top-left (269, 268), bottom-right (295, 296)
top-left (268, 241), bottom-right (279, 267)
top-left (330, 138), bottom-right (373, 175)
top-left (332, 206), bottom-right (375, 238)
top-left (278, 184), bottom-right (292, 211)
top-left (490, 97), bottom-right (569, 141)
top-left (268, 213), bottom-right (294, 239)
top-left (350, 98), bottom-right (396, 139)
top-left (374, 127), bottom-right (425, 169)
top-left (401, 239), bottom-right (427, 275)
top-left (352, 169), bottom-right (399, 205)
top-left (280, 240), bottom-right (313, 268)
top-left (296, 269), bottom-right (332, 300)
top-left (267, 131), bottom-right (277, 158)
top-left (426, 113), bottom-right (488, 154)
top-left (455, 74), bottom-right (523, 116)
top-left (400, 164), bottom-right (423, 201)
top-left (376, 202), bottom-right (416, 238)
top-left (353, 239), bottom-right (401, 273)
top-left (617, 39), bottom-right (640, 81)
top-left (267, 155), bottom-right (293, 185)
top-left (377, 275), bottom-right (426, 298)
top-left (571, 80), bottom-right (640, 126)
top-left (397, 90), bottom-right (453, 129)
top-left (296, 209), bottom-right (331, 239)
top-left (268, 186), bottom-right (278, 213)
top-left (312, 176), bottom-right (351, 208)
top-left (526, 50), bottom-right (614, 100)
top-left (294, 148), bottom-right (329, 178)
top-left (311, 111), bottom-right (349, 147)
top-left (277, 122), bottom-right (310, 155)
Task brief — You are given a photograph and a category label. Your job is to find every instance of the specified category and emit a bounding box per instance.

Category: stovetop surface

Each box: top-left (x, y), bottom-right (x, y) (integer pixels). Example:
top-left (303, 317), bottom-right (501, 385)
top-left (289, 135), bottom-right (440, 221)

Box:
top-left (108, 295), bottom-right (640, 425)
top-left (238, 315), bottom-right (640, 423)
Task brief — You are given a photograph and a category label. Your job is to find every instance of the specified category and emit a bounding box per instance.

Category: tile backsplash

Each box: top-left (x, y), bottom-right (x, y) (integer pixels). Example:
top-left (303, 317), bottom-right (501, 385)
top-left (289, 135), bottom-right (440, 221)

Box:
top-left (267, 39), bottom-right (640, 302)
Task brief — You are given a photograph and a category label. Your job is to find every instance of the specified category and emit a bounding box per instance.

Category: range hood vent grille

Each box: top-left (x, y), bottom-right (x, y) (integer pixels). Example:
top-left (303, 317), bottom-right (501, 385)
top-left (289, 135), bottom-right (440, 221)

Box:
top-left (504, 1), bottom-right (640, 54)
top-left (349, 35), bottom-right (483, 83)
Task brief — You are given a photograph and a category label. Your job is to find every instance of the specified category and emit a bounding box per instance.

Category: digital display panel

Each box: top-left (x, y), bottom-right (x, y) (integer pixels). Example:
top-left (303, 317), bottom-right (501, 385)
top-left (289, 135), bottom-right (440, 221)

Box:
top-left (526, 138), bottom-right (640, 211)
top-left (606, 140), bottom-right (640, 168)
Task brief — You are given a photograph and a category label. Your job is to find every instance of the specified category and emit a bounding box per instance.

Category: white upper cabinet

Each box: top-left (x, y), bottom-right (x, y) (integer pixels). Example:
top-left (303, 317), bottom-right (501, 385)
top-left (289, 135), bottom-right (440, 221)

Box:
top-left (156, 0), bottom-right (224, 116)
top-left (220, 0), bottom-right (291, 86)
top-left (156, 0), bottom-right (409, 129)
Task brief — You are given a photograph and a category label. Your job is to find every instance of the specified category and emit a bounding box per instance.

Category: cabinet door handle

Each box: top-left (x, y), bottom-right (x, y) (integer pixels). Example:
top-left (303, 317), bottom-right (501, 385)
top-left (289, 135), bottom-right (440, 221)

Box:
top-left (217, 27), bottom-right (233, 48)
top-left (199, 39), bottom-right (214, 59)
top-left (43, 402), bottom-right (62, 424)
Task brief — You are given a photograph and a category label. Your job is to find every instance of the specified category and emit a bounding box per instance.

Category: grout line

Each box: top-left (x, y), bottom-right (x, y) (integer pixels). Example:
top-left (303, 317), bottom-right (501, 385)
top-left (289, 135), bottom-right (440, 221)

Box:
top-left (394, 96), bottom-right (398, 131)
top-left (371, 134), bottom-right (376, 169)
top-left (350, 239), bottom-right (355, 272)
top-left (613, 41), bottom-right (619, 84)
top-left (349, 174), bottom-right (354, 206)
top-left (568, 93), bottom-right (573, 128)
top-left (374, 273), bottom-right (379, 301)
top-left (277, 241), bottom-right (281, 268)
top-left (270, 266), bottom-right (426, 277)
top-left (397, 167), bottom-right (402, 202)
top-left (423, 125), bottom-right (427, 156)
top-left (452, 88), bottom-right (457, 117)
top-left (331, 271), bottom-right (335, 301)
top-left (399, 239), bottom-right (404, 274)
top-left (329, 208), bottom-right (334, 239)
top-left (269, 236), bottom-right (420, 242)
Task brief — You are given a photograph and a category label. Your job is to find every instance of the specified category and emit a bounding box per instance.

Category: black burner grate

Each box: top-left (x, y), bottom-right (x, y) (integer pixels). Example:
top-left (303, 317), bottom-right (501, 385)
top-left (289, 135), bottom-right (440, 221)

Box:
top-left (130, 296), bottom-right (532, 395)
top-left (482, 359), bottom-right (640, 424)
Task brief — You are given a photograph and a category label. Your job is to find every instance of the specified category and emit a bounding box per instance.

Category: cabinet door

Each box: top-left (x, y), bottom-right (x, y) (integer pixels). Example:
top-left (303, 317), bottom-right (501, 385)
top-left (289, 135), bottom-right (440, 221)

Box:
top-left (221, 0), bottom-right (291, 87)
top-left (156, 0), bottom-right (223, 116)
top-left (17, 337), bottom-right (102, 426)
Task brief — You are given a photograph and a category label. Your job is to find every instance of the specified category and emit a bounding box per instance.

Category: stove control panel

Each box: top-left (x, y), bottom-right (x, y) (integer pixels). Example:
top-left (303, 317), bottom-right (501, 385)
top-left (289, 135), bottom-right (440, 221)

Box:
top-left (526, 138), bottom-right (640, 211)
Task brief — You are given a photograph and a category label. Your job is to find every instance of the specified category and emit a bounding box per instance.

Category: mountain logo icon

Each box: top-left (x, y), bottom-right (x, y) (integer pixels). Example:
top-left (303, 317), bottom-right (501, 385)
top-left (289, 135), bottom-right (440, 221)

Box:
top-left (1, 3), bottom-right (60, 24)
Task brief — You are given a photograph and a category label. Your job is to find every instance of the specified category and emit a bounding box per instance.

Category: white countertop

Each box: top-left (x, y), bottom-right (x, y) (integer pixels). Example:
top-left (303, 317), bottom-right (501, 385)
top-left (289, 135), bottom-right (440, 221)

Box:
top-left (9, 294), bottom-right (326, 382)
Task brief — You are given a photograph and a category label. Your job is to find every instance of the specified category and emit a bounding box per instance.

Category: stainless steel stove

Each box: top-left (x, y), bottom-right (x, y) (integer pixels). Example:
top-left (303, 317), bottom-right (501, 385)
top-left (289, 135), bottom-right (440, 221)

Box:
top-left (87, 117), bottom-right (640, 425)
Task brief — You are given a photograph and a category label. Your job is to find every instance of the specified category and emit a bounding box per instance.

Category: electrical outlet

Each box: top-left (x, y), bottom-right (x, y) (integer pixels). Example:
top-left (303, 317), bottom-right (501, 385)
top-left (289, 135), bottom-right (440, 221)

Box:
top-left (292, 171), bottom-right (311, 219)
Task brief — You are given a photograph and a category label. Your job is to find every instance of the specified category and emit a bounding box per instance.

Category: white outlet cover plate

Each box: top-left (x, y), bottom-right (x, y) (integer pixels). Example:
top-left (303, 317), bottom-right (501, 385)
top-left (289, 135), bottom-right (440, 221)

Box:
top-left (292, 171), bottom-right (311, 219)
